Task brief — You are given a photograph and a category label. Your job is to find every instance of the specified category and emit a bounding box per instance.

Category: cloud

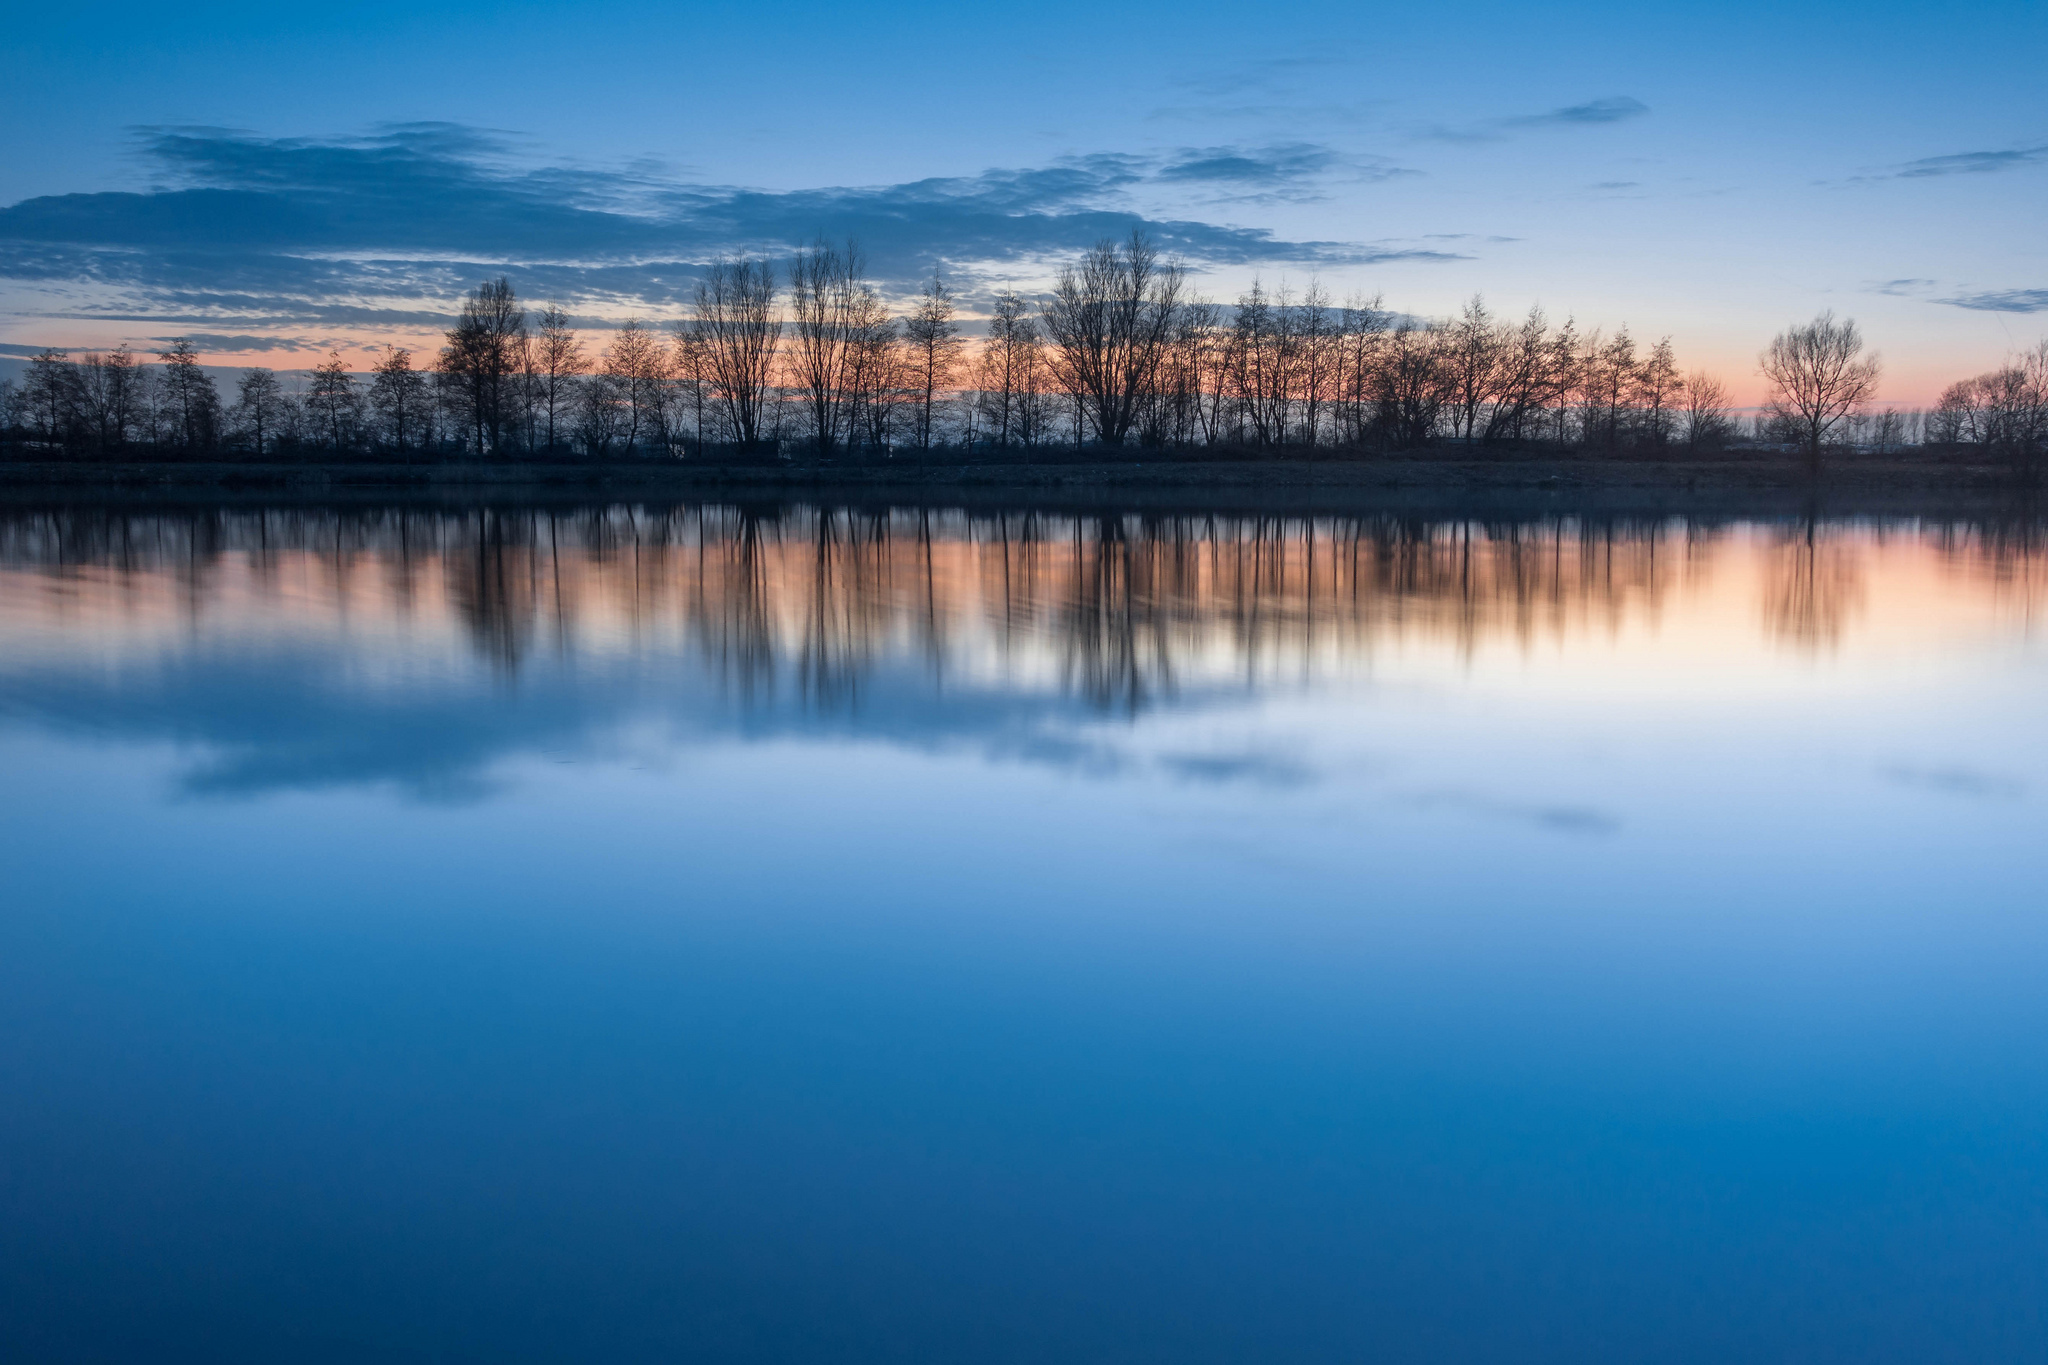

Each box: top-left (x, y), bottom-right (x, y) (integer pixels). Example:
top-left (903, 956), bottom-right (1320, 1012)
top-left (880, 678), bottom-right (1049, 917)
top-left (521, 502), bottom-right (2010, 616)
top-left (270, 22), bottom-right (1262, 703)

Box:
top-left (1150, 142), bottom-right (1417, 205)
top-left (1168, 52), bottom-right (1364, 101)
top-left (148, 332), bottom-right (331, 353)
top-left (1882, 144), bottom-right (2048, 179)
top-left (1589, 180), bottom-right (1641, 191)
top-left (0, 125), bottom-right (1451, 341)
top-left (1418, 95), bottom-right (1649, 143)
top-left (1938, 288), bottom-right (2048, 313)
top-left (1157, 142), bottom-right (1344, 185)
top-left (1503, 96), bottom-right (1649, 128)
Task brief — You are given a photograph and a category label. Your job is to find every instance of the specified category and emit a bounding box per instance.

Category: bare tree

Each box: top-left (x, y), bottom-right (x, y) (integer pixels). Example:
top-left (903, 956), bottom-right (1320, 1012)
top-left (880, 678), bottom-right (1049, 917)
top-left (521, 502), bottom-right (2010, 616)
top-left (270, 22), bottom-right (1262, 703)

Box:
top-left (787, 240), bottom-right (869, 458)
top-left (904, 274), bottom-right (964, 455)
top-left (1444, 294), bottom-right (1502, 443)
top-left (532, 305), bottom-right (586, 453)
top-left (22, 350), bottom-right (79, 449)
top-left (1228, 278), bottom-right (1298, 447)
top-left (1296, 280), bottom-right (1336, 449)
top-left (602, 320), bottom-right (670, 455)
top-left (672, 323), bottom-right (710, 456)
top-left (1760, 311), bottom-right (1881, 475)
top-left (576, 366), bottom-right (627, 458)
top-left (1040, 231), bottom-right (1186, 447)
top-left (308, 351), bottom-right (361, 453)
top-left (1169, 298), bottom-right (1228, 448)
top-left (1482, 307), bottom-right (1564, 444)
top-left (234, 368), bottom-right (286, 459)
top-left (369, 346), bottom-right (429, 461)
top-left (1679, 370), bottom-right (1732, 451)
top-left (692, 257), bottom-right (781, 450)
top-left (1373, 323), bottom-right (1451, 449)
top-left (1934, 346), bottom-right (2048, 476)
top-left (1577, 327), bottom-right (1638, 451)
top-left (438, 277), bottom-right (527, 456)
top-left (1635, 337), bottom-right (1681, 450)
top-left (77, 347), bottom-right (145, 454)
top-left (974, 288), bottom-right (1040, 452)
top-left (1334, 294), bottom-right (1391, 447)
top-left (843, 286), bottom-right (901, 457)
top-left (155, 338), bottom-right (220, 455)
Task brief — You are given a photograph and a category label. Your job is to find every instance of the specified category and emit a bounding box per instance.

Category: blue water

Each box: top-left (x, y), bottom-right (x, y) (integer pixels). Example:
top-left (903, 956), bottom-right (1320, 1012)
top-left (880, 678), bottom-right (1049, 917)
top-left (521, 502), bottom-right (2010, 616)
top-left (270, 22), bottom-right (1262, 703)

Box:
top-left (1, 500), bottom-right (2044, 1362)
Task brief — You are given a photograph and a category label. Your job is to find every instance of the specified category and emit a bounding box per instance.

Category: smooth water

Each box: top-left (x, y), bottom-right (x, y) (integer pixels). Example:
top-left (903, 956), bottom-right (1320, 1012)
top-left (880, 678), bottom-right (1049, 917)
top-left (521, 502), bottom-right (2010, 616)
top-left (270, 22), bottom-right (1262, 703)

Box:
top-left (2, 498), bottom-right (2045, 1363)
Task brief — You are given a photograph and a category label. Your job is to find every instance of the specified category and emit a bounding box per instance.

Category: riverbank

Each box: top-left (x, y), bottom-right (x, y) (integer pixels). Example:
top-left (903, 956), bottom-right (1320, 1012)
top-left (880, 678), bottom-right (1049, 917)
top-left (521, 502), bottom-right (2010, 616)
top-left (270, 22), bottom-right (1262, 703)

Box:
top-left (0, 452), bottom-right (2036, 524)
top-left (0, 450), bottom-right (2015, 494)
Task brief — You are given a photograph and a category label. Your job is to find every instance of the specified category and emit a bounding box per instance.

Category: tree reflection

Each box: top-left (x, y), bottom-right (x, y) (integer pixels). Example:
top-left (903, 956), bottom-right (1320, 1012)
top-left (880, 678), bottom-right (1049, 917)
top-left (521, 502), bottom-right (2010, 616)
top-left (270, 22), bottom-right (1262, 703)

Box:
top-left (2, 499), bottom-right (2040, 714)
top-left (1763, 516), bottom-right (1866, 649)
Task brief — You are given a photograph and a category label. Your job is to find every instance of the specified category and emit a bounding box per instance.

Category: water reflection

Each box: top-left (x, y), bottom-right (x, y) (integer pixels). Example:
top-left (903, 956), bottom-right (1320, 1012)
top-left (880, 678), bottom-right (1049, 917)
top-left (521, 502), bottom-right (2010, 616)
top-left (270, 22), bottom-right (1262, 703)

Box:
top-left (5, 497), bottom-right (2048, 1364)
top-left (8, 501), bottom-right (2044, 687)
top-left (2, 499), bottom-right (2045, 801)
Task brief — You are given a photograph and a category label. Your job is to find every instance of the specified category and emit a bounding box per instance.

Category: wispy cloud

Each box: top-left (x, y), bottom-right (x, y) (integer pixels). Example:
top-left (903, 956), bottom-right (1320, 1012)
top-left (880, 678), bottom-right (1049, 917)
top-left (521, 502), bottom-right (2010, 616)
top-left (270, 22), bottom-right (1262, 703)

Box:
top-left (1939, 288), bottom-right (2048, 313)
top-left (1157, 142), bottom-right (1344, 185)
top-left (1151, 142), bottom-right (1414, 204)
top-left (1879, 144), bottom-right (2048, 179)
top-left (1168, 51), bottom-right (1365, 101)
top-left (148, 332), bottom-right (336, 353)
top-left (1417, 95), bottom-right (1649, 144)
top-left (0, 125), bottom-right (1454, 339)
top-left (1503, 96), bottom-right (1650, 129)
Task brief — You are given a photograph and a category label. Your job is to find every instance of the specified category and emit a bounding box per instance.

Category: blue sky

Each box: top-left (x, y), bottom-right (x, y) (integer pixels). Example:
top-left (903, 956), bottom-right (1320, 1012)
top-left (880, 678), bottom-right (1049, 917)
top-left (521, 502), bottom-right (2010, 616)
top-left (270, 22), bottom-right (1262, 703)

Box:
top-left (2, 0), bottom-right (2043, 400)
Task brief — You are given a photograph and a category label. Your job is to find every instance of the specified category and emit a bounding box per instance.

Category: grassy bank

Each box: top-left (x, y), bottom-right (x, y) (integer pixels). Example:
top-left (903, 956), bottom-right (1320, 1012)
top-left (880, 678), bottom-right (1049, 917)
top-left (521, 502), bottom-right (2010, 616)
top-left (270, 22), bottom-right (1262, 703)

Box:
top-left (0, 449), bottom-right (2019, 494)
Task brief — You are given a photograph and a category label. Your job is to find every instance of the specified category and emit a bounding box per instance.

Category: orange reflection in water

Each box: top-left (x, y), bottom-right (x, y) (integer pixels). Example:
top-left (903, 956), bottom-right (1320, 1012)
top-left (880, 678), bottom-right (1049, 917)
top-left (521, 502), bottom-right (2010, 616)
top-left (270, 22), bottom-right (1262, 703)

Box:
top-left (1, 504), bottom-right (2043, 710)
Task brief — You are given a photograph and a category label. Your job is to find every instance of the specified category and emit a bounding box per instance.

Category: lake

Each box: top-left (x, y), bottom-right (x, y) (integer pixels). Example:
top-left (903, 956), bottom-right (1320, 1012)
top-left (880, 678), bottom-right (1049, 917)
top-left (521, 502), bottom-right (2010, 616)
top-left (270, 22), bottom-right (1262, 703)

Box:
top-left (1, 493), bottom-right (2044, 1363)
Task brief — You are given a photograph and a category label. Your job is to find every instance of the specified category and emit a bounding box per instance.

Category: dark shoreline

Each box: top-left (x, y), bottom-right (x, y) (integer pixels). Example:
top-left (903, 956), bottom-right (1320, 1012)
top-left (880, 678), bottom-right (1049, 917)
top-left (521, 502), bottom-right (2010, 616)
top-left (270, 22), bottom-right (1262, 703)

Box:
top-left (0, 455), bottom-right (2037, 522)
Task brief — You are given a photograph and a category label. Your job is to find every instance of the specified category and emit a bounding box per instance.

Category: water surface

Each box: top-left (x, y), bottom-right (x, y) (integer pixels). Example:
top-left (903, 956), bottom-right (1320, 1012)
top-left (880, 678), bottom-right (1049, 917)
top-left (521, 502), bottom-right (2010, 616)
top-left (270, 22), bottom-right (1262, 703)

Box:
top-left (2, 497), bottom-right (2045, 1363)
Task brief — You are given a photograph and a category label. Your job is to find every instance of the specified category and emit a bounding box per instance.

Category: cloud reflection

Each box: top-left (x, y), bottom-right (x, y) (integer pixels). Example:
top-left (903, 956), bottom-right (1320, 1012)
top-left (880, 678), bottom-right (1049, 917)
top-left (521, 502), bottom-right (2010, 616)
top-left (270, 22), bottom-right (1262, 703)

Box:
top-left (1, 499), bottom-right (2044, 802)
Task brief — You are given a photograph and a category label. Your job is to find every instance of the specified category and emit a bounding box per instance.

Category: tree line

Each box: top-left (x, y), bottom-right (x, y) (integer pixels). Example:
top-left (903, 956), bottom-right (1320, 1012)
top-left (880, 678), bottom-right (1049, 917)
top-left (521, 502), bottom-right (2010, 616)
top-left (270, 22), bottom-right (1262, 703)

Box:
top-left (4, 232), bottom-right (2043, 473)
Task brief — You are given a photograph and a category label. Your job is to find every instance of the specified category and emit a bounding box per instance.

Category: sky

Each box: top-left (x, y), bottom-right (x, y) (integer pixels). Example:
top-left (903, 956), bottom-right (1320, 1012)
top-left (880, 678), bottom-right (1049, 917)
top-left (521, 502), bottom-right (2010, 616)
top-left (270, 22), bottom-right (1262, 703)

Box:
top-left (0, 0), bottom-right (2042, 403)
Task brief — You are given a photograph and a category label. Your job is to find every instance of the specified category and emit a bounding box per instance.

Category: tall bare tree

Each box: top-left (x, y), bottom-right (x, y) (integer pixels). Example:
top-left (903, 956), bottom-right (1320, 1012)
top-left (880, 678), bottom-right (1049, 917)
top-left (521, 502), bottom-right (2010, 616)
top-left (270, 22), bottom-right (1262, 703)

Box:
top-left (904, 274), bottom-right (964, 454)
top-left (155, 338), bottom-right (220, 455)
top-left (974, 288), bottom-right (1041, 451)
top-left (1444, 294), bottom-right (1502, 443)
top-left (1636, 337), bottom-right (1680, 450)
top-left (1172, 298), bottom-right (1229, 448)
top-left (1296, 281), bottom-right (1336, 449)
top-left (672, 323), bottom-right (711, 456)
top-left (77, 347), bottom-right (144, 454)
top-left (369, 346), bottom-right (429, 460)
top-left (692, 257), bottom-right (781, 450)
top-left (438, 278), bottom-right (527, 456)
top-left (1040, 231), bottom-right (1186, 447)
top-left (234, 368), bottom-right (285, 459)
top-left (308, 351), bottom-right (360, 453)
top-left (1228, 278), bottom-right (1298, 447)
top-left (1760, 311), bottom-right (1881, 475)
top-left (787, 240), bottom-right (873, 458)
top-left (1334, 294), bottom-right (1391, 447)
top-left (1932, 343), bottom-right (2048, 476)
top-left (1679, 370), bottom-right (1732, 451)
top-left (843, 284), bottom-right (900, 457)
top-left (603, 320), bottom-right (670, 455)
top-left (531, 304), bottom-right (586, 453)
top-left (1482, 307), bottom-right (1564, 444)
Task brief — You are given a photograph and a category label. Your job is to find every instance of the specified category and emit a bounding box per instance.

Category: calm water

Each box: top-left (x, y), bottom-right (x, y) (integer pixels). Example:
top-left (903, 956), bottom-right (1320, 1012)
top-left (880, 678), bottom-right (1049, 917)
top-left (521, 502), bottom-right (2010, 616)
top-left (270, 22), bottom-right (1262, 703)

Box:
top-left (2, 497), bottom-right (2046, 1363)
